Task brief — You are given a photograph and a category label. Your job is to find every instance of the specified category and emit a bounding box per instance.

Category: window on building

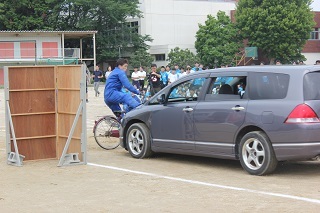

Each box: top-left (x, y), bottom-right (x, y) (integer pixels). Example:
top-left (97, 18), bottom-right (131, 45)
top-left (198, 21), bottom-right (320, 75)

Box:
top-left (128, 21), bottom-right (139, 34)
top-left (155, 54), bottom-right (166, 61)
top-left (20, 42), bottom-right (36, 58)
top-left (310, 28), bottom-right (319, 40)
top-left (42, 42), bottom-right (58, 58)
top-left (0, 42), bottom-right (14, 59)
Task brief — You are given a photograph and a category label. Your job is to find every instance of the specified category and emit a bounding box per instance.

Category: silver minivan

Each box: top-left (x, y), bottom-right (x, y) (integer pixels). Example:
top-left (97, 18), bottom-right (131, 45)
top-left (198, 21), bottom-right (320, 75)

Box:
top-left (120, 66), bottom-right (320, 175)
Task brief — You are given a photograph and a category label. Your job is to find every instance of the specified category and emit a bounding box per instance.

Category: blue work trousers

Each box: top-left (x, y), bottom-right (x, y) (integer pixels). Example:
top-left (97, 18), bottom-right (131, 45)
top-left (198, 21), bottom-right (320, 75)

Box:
top-left (105, 91), bottom-right (140, 113)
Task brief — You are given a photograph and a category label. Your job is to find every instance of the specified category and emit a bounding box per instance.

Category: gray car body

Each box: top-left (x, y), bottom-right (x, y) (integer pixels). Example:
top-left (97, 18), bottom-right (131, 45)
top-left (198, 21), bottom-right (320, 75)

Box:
top-left (120, 66), bottom-right (320, 162)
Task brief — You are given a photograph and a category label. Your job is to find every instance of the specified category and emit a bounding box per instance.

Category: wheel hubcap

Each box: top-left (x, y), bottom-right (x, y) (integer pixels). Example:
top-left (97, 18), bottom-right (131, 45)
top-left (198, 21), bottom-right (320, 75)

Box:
top-left (242, 138), bottom-right (265, 170)
top-left (128, 129), bottom-right (144, 155)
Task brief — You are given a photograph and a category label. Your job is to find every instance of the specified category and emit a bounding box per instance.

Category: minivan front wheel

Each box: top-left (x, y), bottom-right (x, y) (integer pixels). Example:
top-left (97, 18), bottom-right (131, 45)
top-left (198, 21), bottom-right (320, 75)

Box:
top-left (126, 123), bottom-right (153, 159)
top-left (239, 131), bottom-right (278, 176)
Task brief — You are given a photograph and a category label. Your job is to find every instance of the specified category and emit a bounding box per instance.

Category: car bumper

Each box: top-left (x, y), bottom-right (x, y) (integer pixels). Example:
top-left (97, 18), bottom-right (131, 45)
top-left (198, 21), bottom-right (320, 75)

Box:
top-left (273, 142), bottom-right (320, 161)
top-left (119, 125), bottom-right (125, 148)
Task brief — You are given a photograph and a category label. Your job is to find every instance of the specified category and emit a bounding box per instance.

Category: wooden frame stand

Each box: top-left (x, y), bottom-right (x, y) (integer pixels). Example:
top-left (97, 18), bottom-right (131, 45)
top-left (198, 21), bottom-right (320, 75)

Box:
top-left (4, 65), bottom-right (87, 166)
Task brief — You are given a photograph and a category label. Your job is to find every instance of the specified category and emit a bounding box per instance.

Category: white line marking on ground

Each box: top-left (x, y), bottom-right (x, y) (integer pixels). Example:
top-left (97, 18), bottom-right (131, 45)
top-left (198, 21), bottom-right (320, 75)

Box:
top-left (88, 162), bottom-right (320, 205)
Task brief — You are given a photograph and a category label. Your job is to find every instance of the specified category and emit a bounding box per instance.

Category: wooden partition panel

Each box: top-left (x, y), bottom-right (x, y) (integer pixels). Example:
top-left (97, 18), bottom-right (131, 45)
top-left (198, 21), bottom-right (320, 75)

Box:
top-left (56, 65), bottom-right (82, 160)
top-left (8, 67), bottom-right (55, 90)
top-left (6, 65), bottom-right (84, 163)
top-left (8, 66), bottom-right (56, 160)
top-left (9, 90), bottom-right (55, 114)
top-left (57, 90), bottom-right (81, 113)
top-left (12, 114), bottom-right (56, 138)
top-left (12, 138), bottom-right (56, 160)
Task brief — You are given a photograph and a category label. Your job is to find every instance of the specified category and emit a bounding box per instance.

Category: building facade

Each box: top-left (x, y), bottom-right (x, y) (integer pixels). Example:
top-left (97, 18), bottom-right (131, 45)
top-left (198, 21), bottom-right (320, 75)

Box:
top-left (302, 11), bottom-right (320, 65)
top-left (0, 31), bottom-right (97, 85)
top-left (134, 0), bottom-right (319, 66)
top-left (134, 0), bottom-right (237, 66)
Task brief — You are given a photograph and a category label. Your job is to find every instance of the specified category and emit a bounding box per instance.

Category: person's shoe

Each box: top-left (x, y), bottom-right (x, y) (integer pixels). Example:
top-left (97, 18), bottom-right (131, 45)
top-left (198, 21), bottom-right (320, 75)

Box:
top-left (86, 99), bottom-right (89, 103)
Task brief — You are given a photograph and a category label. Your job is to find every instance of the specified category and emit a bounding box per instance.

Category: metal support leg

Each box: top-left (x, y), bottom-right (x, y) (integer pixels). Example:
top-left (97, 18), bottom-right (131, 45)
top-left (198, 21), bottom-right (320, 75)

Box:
top-left (57, 101), bottom-right (84, 166)
top-left (81, 64), bottom-right (87, 164)
top-left (6, 101), bottom-right (25, 166)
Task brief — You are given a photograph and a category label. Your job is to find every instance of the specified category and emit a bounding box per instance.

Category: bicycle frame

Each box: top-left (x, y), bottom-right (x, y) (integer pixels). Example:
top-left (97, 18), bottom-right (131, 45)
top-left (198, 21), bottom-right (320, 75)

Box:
top-left (93, 115), bottom-right (120, 138)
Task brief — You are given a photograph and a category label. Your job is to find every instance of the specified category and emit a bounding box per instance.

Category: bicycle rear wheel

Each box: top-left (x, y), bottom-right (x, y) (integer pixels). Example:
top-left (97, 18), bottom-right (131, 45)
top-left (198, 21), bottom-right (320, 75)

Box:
top-left (93, 116), bottom-right (120, 150)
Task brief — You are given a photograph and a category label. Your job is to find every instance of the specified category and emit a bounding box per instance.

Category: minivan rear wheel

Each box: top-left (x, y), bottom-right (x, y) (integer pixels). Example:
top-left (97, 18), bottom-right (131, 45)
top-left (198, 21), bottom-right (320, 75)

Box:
top-left (239, 131), bottom-right (278, 175)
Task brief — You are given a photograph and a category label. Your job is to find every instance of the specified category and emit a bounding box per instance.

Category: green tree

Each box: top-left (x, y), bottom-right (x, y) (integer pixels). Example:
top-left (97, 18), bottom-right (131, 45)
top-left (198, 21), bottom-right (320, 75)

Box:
top-left (0, 0), bottom-right (60, 30)
top-left (167, 47), bottom-right (199, 68)
top-left (235, 0), bottom-right (315, 64)
top-left (49, 0), bottom-right (152, 64)
top-left (0, 0), bottom-right (153, 65)
top-left (130, 48), bottom-right (154, 68)
top-left (195, 11), bottom-right (241, 67)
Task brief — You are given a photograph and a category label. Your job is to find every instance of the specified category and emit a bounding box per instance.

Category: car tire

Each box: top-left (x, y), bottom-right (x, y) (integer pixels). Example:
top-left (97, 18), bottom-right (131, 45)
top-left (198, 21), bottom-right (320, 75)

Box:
top-left (126, 123), bottom-right (153, 159)
top-left (239, 131), bottom-right (278, 176)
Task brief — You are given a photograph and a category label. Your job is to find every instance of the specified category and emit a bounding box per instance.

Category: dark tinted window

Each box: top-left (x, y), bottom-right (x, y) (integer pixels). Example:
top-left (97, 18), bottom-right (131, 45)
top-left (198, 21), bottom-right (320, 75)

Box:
top-left (249, 73), bottom-right (289, 100)
top-left (304, 72), bottom-right (320, 100)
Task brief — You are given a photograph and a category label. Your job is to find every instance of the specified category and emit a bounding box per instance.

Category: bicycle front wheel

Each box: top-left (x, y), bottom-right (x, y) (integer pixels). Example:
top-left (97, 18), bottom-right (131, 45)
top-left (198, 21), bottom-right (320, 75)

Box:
top-left (93, 116), bottom-right (120, 150)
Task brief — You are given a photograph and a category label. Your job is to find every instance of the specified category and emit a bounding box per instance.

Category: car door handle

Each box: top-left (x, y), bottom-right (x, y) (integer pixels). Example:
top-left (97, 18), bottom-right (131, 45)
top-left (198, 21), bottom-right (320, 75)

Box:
top-left (183, 107), bottom-right (194, 112)
top-left (231, 106), bottom-right (245, 111)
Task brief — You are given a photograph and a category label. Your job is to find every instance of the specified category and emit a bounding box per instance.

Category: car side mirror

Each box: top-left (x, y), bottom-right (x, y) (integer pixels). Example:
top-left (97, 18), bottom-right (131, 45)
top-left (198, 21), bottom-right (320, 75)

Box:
top-left (157, 94), bottom-right (166, 104)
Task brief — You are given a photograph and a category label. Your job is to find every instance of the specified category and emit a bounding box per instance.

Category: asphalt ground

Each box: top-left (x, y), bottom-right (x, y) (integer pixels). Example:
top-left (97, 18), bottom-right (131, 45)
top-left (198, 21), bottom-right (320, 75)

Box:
top-left (0, 86), bottom-right (320, 212)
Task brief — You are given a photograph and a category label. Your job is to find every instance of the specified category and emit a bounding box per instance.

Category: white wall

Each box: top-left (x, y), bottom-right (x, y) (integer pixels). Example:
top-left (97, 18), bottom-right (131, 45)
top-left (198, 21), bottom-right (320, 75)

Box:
top-left (303, 53), bottom-right (320, 65)
top-left (138, 0), bottom-right (236, 66)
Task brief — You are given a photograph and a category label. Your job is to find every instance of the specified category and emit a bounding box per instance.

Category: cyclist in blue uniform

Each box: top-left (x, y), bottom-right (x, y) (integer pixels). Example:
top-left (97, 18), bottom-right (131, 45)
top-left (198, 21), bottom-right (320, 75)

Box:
top-left (104, 59), bottom-right (140, 115)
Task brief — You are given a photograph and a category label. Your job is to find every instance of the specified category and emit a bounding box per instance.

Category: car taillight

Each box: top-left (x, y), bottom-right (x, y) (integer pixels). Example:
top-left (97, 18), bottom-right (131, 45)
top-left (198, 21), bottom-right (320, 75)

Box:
top-left (285, 104), bottom-right (320, 123)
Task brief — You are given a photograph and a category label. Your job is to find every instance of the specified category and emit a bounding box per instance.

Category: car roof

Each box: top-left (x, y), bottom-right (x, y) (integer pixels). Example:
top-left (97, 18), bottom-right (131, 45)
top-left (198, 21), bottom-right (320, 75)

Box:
top-left (188, 65), bottom-right (320, 77)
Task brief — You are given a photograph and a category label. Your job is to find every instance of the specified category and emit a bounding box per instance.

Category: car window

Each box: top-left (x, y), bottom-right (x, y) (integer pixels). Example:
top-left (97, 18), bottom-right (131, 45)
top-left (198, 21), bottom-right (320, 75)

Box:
top-left (168, 77), bottom-right (205, 102)
top-left (304, 72), bottom-right (320, 100)
top-left (205, 76), bottom-right (247, 100)
top-left (249, 72), bottom-right (289, 100)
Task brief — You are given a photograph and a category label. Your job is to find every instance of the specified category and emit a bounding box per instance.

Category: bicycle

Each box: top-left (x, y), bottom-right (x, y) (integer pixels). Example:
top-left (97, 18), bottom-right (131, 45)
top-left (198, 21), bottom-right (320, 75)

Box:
top-left (93, 111), bottom-right (122, 150)
top-left (93, 89), bottom-right (151, 150)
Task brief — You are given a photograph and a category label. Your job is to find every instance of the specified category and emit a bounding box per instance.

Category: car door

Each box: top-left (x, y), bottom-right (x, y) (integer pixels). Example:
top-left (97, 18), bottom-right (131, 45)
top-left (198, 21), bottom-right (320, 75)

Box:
top-left (193, 72), bottom-right (248, 157)
top-left (150, 75), bottom-right (208, 151)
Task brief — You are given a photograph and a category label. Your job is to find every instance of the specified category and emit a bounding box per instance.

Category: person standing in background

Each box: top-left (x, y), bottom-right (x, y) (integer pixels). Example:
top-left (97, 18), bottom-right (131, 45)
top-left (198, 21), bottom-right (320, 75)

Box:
top-left (168, 68), bottom-right (179, 84)
top-left (199, 64), bottom-right (204, 71)
top-left (192, 62), bottom-right (200, 71)
top-left (159, 66), bottom-right (169, 89)
top-left (275, 60), bottom-right (282, 65)
top-left (131, 66), bottom-right (141, 90)
top-left (149, 64), bottom-right (161, 95)
top-left (93, 65), bottom-right (103, 97)
top-left (165, 65), bottom-right (171, 75)
top-left (105, 65), bottom-right (112, 80)
top-left (174, 64), bottom-right (181, 74)
top-left (180, 67), bottom-right (187, 78)
top-left (139, 66), bottom-right (146, 91)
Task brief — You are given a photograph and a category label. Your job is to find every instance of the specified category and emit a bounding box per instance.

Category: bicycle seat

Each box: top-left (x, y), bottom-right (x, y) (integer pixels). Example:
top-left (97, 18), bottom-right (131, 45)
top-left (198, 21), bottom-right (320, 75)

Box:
top-left (113, 110), bottom-right (124, 119)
